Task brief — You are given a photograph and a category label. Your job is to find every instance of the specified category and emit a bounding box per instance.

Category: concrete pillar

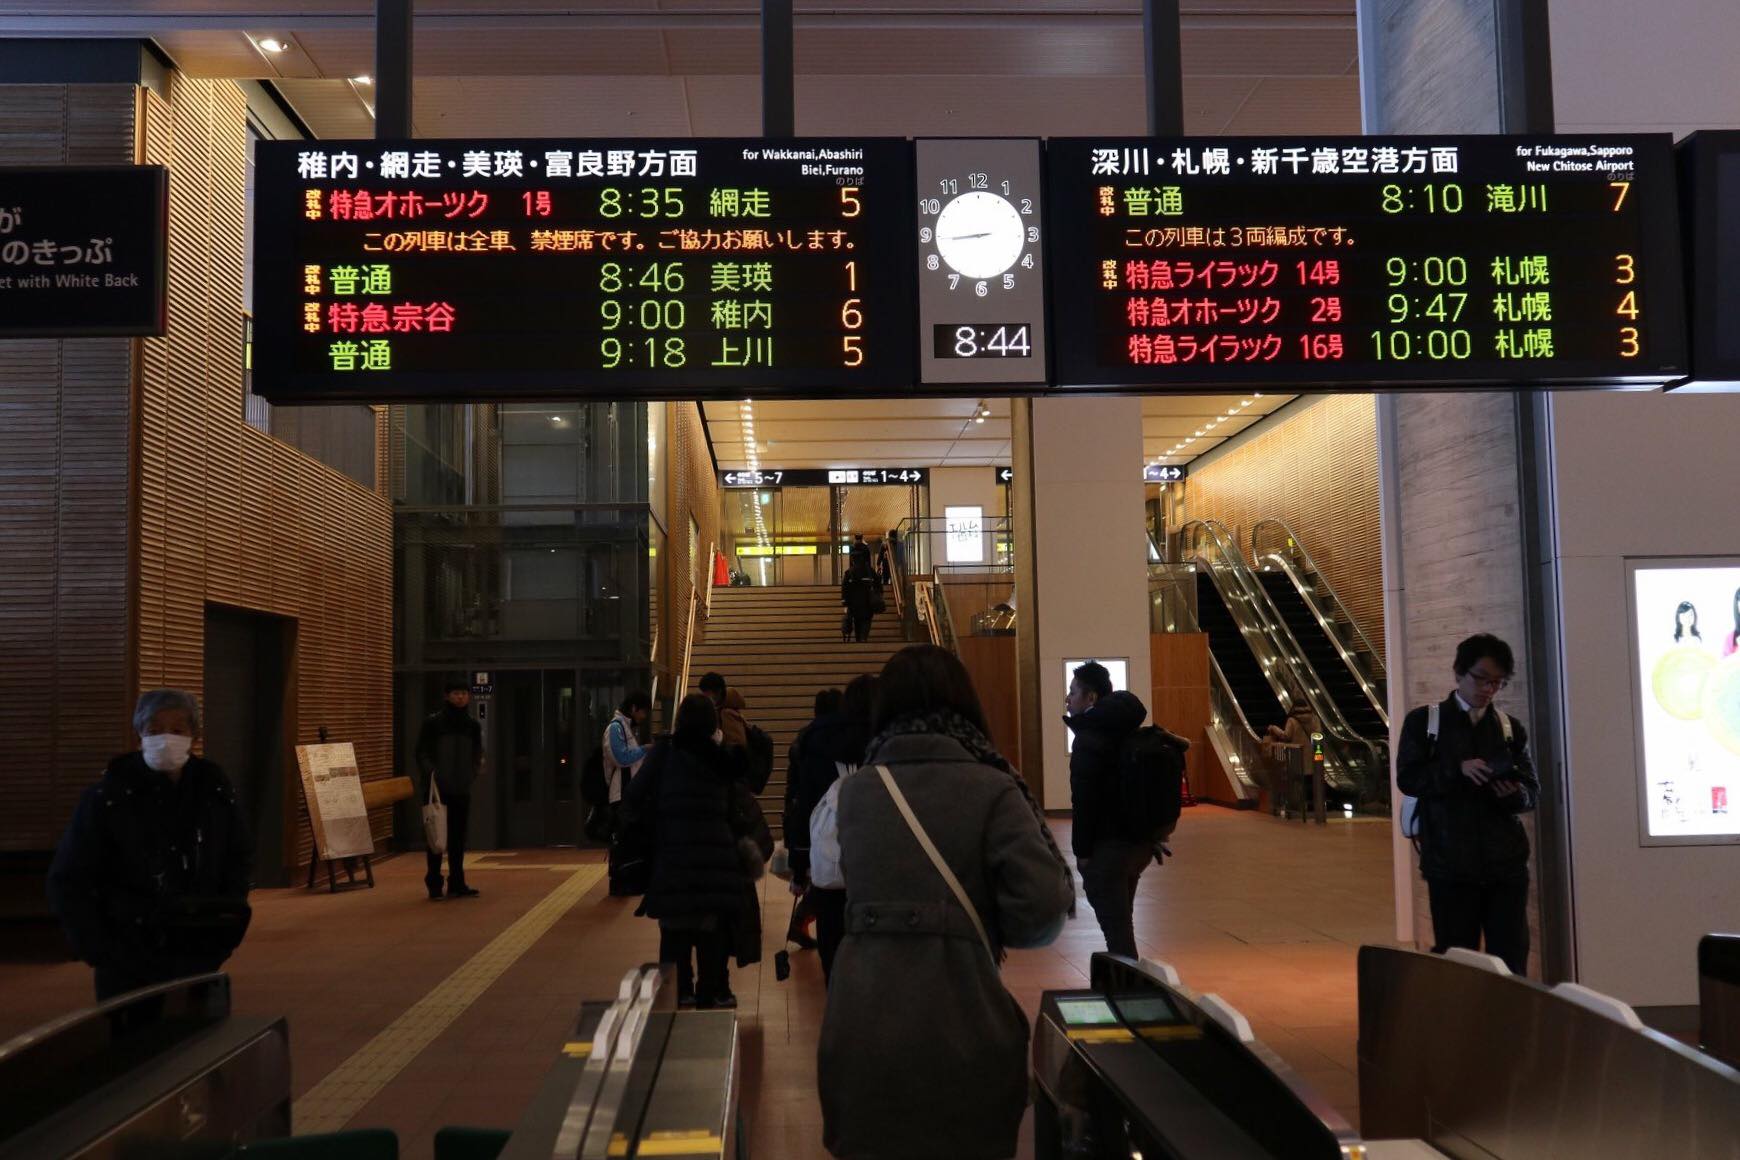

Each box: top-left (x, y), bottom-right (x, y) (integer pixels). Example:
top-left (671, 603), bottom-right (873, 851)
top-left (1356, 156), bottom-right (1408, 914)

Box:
top-left (1359, 0), bottom-right (1554, 975)
top-left (1013, 397), bottom-right (1153, 809)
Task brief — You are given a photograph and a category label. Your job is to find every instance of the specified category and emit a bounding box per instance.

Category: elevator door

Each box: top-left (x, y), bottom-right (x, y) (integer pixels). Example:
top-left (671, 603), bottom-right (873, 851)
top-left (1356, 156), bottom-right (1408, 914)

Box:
top-left (497, 670), bottom-right (580, 847)
top-left (203, 606), bottom-right (292, 885)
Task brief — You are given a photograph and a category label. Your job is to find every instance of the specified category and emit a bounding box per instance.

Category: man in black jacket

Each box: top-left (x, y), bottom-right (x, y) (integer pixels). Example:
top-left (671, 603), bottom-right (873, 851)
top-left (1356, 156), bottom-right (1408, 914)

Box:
top-left (49, 689), bottom-right (254, 1002)
top-left (1396, 633), bottom-right (1539, 975)
top-left (1065, 661), bottom-right (1151, 959)
top-left (416, 680), bottom-right (484, 900)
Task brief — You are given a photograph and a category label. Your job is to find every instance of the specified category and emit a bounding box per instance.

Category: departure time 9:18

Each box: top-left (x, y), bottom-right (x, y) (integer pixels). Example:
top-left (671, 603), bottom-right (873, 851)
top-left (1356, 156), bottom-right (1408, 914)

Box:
top-left (598, 260), bottom-right (687, 369)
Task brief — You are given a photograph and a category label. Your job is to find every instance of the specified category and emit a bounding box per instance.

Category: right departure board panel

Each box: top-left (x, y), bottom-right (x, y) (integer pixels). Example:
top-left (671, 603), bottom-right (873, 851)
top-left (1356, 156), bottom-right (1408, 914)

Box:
top-left (1047, 136), bottom-right (1687, 390)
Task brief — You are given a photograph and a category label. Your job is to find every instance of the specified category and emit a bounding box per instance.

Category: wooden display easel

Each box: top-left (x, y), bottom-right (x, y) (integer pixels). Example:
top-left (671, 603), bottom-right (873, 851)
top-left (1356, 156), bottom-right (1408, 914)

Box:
top-left (295, 741), bottom-right (380, 894)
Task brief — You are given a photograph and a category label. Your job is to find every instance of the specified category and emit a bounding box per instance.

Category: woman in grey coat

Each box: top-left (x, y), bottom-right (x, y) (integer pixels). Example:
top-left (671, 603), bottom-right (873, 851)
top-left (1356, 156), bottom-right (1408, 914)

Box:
top-left (818, 645), bottom-right (1075, 1160)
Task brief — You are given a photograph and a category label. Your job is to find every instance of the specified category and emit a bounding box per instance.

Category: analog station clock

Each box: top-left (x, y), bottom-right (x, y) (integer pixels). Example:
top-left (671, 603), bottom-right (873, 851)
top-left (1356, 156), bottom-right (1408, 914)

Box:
top-left (915, 140), bottom-right (1048, 385)
top-left (923, 183), bottom-right (1038, 294)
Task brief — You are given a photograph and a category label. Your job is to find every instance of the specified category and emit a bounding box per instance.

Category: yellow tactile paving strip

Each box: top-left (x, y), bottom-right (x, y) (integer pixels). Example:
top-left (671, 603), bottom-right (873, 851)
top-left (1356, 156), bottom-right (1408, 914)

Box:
top-left (293, 865), bottom-right (605, 1135)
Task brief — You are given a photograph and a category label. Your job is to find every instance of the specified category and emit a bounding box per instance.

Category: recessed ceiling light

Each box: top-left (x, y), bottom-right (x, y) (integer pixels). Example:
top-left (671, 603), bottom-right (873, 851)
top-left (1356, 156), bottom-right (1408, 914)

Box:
top-left (974, 415), bottom-right (985, 424)
top-left (257, 37), bottom-right (288, 53)
top-left (352, 74), bottom-right (372, 85)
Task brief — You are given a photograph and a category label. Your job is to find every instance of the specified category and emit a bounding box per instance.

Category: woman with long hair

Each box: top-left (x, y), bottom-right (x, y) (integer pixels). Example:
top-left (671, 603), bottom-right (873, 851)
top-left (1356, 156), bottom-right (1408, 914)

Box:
top-left (623, 693), bottom-right (756, 1009)
top-left (1674, 600), bottom-right (1702, 644)
top-left (817, 645), bottom-right (1073, 1160)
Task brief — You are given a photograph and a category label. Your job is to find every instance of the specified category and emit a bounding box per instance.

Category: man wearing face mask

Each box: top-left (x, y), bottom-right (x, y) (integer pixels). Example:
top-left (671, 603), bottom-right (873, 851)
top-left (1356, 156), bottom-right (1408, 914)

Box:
top-left (48, 689), bottom-right (254, 1001)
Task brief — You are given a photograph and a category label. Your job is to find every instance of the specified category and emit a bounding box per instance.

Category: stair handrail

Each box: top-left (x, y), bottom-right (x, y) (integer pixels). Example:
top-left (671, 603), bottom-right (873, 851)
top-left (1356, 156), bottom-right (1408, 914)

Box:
top-left (678, 579), bottom-right (700, 701)
top-left (880, 535), bottom-right (905, 620)
top-left (1149, 564), bottom-right (1267, 797)
top-left (912, 580), bottom-right (943, 648)
top-left (1250, 517), bottom-right (1387, 684)
top-left (703, 540), bottom-right (717, 620)
top-left (1248, 529), bottom-right (1389, 732)
top-left (1179, 519), bottom-right (1387, 800)
top-left (930, 577), bottom-right (961, 654)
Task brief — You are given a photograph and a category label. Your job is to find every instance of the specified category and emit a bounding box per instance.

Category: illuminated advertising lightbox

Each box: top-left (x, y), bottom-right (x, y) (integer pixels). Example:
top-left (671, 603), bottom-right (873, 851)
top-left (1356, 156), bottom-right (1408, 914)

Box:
top-left (252, 139), bottom-right (915, 401)
top-left (1065, 658), bottom-right (1129, 754)
top-left (1629, 560), bottom-right (1740, 844)
top-left (944, 505), bottom-right (985, 564)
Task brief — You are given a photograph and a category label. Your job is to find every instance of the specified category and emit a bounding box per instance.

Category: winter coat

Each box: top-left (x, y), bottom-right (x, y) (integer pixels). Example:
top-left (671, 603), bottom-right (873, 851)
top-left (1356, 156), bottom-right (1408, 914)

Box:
top-left (48, 753), bottom-right (254, 979)
top-left (416, 705), bottom-right (483, 796)
top-left (841, 572), bottom-right (878, 621)
top-left (818, 732), bottom-right (1075, 1160)
top-left (782, 713), bottom-right (873, 877)
top-left (1064, 690), bottom-right (1149, 859)
top-left (627, 738), bottom-right (756, 925)
top-left (1396, 695), bottom-right (1538, 885)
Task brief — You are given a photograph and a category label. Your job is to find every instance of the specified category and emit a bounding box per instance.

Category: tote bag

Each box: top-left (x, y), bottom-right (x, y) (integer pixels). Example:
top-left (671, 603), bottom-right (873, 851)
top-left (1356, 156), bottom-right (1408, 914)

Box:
top-left (423, 778), bottom-right (449, 855)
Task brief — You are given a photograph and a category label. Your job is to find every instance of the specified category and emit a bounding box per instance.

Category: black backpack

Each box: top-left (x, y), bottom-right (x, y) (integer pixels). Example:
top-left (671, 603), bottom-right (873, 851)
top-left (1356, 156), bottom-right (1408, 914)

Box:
top-left (1118, 726), bottom-right (1187, 841)
top-left (743, 723), bottom-right (776, 794)
top-left (580, 745), bottom-right (609, 807)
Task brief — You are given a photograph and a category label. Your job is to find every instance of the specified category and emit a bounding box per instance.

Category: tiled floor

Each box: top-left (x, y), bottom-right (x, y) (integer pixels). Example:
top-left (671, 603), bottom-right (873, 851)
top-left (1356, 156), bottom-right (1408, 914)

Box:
top-left (0, 806), bottom-right (1396, 1158)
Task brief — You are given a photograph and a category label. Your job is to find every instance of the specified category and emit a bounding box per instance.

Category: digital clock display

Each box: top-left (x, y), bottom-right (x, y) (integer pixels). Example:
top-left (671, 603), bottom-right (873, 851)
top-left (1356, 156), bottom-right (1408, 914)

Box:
top-left (933, 323), bottom-right (1034, 358)
top-left (251, 138), bottom-right (915, 401)
top-left (1048, 135), bottom-right (1687, 390)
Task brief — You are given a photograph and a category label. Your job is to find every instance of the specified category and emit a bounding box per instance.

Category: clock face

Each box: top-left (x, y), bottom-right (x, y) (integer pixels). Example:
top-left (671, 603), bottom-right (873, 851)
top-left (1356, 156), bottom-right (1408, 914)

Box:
top-left (934, 191), bottom-right (1026, 280)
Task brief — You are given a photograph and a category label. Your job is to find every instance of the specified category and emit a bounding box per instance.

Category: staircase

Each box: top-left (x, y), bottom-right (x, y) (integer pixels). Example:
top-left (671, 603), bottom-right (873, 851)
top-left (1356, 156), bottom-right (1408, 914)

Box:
top-left (688, 586), bottom-right (906, 838)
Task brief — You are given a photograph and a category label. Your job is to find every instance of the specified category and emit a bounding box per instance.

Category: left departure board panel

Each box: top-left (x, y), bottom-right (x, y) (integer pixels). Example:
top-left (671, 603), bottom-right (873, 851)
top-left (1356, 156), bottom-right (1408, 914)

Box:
top-left (253, 139), bottom-right (916, 402)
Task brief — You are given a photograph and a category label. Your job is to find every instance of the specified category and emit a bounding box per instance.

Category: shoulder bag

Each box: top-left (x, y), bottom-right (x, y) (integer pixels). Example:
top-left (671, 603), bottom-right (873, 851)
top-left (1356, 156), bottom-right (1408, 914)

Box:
top-left (875, 764), bottom-right (997, 968)
top-left (422, 777), bottom-right (448, 855)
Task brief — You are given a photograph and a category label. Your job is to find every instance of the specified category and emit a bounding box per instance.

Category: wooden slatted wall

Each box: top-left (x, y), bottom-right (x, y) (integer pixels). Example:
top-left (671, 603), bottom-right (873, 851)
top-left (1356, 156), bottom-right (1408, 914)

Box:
top-left (0, 85), bottom-right (141, 850)
top-left (1180, 394), bottom-right (1386, 662)
top-left (134, 78), bottom-right (395, 875)
top-left (665, 401), bottom-right (720, 679)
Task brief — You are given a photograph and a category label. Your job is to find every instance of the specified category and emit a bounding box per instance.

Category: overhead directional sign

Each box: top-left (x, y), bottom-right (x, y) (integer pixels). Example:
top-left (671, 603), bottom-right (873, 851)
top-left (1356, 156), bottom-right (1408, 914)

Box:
top-left (993, 465), bottom-right (1013, 484)
top-left (1047, 135), bottom-right (1687, 390)
top-left (719, 467), bottom-right (929, 488)
top-left (1144, 464), bottom-right (1187, 482)
top-left (252, 138), bottom-right (915, 401)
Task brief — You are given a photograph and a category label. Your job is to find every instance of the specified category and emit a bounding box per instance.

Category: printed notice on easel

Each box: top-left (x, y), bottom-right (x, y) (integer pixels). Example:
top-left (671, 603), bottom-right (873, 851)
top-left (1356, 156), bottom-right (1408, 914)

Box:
top-left (295, 742), bottom-right (375, 860)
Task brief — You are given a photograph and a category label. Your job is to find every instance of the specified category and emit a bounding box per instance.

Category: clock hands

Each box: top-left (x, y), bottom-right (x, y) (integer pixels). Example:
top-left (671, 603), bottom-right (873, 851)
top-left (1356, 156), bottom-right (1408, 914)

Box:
top-left (942, 232), bottom-right (994, 241)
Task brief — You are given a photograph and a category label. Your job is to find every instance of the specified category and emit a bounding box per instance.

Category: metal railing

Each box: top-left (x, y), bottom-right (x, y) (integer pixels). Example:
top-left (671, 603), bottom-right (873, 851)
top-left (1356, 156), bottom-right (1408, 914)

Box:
top-left (880, 535), bottom-right (905, 620)
top-left (676, 542), bottom-right (713, 699)
top-left (1179, 520), bottom-right (1388, 802)
top-left (1250, 518), bottom-right (1388, 729)
top-left (1150, 563), bottom-right (1264, 799)
top-left (892, 515), bottom-right (1014, 581)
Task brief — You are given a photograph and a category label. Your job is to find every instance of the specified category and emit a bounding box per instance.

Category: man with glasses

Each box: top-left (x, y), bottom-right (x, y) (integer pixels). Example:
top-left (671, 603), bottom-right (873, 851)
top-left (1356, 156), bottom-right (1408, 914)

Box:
top-left (1397, 633), bottom-right (1539, 974)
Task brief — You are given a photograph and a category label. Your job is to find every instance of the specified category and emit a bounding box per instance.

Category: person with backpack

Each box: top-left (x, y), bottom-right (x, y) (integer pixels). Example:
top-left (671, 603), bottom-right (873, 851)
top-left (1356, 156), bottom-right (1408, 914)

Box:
top-left (1066, 660), bottom-right (1186, 959)
top-left (790, 675), bottom-right (878, 981)
top-left (602, 691), bottom-right (650, 894)
top-left (1396, 633), bottom-right (1539, 975)
top-left (699, 673), bottom-right (776, 793)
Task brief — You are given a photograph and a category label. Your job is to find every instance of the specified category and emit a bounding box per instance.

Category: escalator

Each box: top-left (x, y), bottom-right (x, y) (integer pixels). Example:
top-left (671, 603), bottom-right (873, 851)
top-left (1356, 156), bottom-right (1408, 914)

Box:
top-left (1255, 571), bottom-right (1387, 739)
top-left (1180, 519), bottom-right (1385, 802)
top-left (1194, 571), bottom-right (1286, 734)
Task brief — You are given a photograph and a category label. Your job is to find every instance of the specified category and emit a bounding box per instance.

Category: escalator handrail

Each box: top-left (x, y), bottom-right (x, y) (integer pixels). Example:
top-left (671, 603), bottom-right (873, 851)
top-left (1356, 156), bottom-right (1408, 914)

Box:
top-left (1150, 566), bottom-right (1270, 796)
top-left (1180, 520), bottom-right (1387, 788)
top-left (1149, 567), bottom-right (1270, 748)
top-left (1252, 548), bottom-right (1390, 732)
top-left (1250, 517), bottom-right (1387, 681)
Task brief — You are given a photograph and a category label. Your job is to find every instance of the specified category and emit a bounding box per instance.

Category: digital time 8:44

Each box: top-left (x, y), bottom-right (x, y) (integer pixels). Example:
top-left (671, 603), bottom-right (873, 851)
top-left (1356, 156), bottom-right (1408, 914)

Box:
top-left (936, 324), bottom-right (1032, 359)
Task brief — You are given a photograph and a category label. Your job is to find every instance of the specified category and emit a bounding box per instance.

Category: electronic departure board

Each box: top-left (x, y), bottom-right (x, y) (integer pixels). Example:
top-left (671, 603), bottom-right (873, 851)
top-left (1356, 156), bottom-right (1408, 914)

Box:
top-left (1047, 136), bottom-right (1687, 390)
top-left (252, 139), bottom-right (914, 401)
